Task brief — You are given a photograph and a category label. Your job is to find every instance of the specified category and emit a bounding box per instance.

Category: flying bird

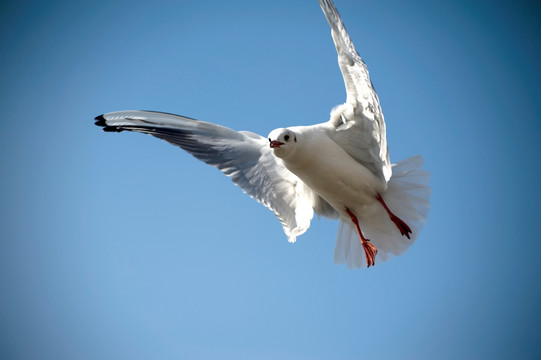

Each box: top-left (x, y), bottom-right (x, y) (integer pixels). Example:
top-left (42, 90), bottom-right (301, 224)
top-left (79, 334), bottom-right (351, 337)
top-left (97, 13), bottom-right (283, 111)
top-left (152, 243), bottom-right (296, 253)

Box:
top-left (95, 0), bottom-right (431, 269)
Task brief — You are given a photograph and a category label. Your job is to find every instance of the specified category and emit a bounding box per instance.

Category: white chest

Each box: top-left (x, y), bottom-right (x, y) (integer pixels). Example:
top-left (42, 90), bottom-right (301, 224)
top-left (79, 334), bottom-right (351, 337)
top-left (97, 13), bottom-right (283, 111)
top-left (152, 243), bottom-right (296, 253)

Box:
top-left (282, 137), bottom-right (383, 211)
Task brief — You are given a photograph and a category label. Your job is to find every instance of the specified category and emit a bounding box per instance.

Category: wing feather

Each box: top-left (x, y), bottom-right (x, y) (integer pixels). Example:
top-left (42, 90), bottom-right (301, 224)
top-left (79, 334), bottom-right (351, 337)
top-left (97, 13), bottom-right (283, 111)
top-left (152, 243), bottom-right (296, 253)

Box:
top-left (95, 110), bottom-right (338, 241)
top-left (318, 0), bottom-right (391, 186)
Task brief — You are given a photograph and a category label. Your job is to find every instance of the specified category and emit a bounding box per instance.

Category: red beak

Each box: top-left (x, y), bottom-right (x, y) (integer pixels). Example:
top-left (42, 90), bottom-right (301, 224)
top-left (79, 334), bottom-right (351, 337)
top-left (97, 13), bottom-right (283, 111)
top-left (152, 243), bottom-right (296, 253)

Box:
top-left (269, 140), bottom-right (284, 149)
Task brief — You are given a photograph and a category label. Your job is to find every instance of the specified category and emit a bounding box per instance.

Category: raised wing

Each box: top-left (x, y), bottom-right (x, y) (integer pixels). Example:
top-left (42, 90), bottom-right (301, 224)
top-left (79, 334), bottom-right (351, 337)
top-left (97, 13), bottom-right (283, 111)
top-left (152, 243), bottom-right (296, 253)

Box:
top-left (318, 0), bottom-right (391, 186)
top-left (95, 110), bottom-right (338, 242)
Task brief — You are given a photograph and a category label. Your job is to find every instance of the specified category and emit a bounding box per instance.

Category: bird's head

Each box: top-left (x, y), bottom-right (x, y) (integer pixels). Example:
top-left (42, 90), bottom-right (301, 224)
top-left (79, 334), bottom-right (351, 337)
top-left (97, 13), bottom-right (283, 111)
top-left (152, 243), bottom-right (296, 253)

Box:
top-left (268, 128), bottom-right (298, 159)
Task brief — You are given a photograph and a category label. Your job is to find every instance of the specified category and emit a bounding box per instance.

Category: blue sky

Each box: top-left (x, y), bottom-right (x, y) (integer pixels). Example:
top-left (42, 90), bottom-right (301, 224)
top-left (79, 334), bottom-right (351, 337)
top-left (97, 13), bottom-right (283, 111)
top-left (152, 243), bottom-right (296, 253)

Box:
top-left (1, 0), bottom-right (540, 358)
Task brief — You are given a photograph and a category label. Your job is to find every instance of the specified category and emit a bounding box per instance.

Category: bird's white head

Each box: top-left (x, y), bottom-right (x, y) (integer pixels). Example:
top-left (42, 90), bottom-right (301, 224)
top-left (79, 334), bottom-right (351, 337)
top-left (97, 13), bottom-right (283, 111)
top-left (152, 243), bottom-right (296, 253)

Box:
top-left (268, 128), bottom-right (298, 159)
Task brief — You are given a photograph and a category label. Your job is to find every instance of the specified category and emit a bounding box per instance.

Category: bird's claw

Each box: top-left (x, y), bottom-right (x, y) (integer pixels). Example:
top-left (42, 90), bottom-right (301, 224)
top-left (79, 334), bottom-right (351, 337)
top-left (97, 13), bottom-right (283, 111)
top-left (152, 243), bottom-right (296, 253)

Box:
top-left (362, 239), bottom-right (378, 268)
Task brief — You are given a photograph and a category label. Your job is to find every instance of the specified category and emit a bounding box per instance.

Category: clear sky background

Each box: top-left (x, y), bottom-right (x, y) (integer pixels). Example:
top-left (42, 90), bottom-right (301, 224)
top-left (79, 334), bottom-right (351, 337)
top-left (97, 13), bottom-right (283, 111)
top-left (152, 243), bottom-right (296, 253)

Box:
top-left (1, 0), bottom-right (540, 359)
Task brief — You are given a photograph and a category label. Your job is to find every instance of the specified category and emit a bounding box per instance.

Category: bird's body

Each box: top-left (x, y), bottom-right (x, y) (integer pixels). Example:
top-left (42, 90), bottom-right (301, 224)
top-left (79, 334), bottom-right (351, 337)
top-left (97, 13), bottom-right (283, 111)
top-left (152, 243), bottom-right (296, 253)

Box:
top-left (95, 0), bottom-right (431, 269)
top-left (270, 124), bottom-right (383, 220)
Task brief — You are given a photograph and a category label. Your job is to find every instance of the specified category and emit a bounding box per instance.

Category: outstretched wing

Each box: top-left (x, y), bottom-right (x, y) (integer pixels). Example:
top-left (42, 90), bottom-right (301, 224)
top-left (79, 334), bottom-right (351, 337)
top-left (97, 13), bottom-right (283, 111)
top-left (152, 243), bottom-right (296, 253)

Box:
top-left (95, 110), bottom-right (338, 242)
top-left (318, 0), bottom-right (391, 186)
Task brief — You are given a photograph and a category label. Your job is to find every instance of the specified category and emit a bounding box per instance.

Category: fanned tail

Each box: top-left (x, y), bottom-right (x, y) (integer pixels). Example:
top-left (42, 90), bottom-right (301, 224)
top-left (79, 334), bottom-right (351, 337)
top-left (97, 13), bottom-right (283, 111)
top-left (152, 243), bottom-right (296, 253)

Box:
top-left (334, 155), bottom-right (431, 269)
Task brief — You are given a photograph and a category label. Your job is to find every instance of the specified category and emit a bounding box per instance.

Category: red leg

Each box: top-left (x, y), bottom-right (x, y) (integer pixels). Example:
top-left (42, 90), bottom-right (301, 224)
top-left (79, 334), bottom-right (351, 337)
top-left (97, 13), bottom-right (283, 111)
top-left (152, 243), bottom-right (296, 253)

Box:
top-left (345, 207), bottom-right (377, 268)
top-left (376, 194), bottom-right (412, 239)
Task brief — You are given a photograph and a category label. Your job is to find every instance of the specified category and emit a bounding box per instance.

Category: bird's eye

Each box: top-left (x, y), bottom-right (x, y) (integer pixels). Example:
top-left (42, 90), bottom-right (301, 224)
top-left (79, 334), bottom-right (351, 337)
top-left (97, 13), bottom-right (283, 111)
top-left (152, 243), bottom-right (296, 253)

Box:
top-left (284, 135), bottom-right (290, 141)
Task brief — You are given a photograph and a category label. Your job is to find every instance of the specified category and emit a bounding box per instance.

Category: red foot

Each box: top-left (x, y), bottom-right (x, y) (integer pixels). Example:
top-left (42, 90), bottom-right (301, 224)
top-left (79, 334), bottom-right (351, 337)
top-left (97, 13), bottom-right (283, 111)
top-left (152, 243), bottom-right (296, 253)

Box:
top-left (345, 207), bottom-right (377, 268)
top-left (361, 240), bottom-right (378, 268)
top-left (376, 194), bottom-right (412, 239)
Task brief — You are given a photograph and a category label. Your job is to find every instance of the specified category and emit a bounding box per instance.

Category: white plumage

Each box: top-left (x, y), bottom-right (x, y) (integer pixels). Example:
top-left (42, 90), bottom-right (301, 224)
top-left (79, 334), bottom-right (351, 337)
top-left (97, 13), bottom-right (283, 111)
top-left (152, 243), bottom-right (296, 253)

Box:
top-left (95, 0), bottom-right (431, 269)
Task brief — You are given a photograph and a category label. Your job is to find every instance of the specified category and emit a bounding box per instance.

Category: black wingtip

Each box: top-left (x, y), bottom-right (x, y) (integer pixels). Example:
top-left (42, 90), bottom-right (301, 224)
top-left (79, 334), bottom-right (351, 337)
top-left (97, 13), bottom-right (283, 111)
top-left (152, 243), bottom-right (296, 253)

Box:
top-left (94, 114), bottom-right (106, 126)
top-left (94, 114), bottom-right (123, 132)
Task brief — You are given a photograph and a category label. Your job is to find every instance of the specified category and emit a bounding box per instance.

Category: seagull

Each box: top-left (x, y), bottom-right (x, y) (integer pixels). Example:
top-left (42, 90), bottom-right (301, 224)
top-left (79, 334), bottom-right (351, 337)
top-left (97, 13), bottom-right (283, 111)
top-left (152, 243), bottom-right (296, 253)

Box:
top-left (95, 0), bottom-right (431, 269)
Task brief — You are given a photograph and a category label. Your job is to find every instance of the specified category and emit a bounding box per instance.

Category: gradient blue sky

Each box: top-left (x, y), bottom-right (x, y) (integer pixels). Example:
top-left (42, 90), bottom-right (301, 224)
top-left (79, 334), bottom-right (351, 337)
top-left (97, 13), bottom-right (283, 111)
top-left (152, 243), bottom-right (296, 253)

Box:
top-left (1, 0), bottom-right (540, 359)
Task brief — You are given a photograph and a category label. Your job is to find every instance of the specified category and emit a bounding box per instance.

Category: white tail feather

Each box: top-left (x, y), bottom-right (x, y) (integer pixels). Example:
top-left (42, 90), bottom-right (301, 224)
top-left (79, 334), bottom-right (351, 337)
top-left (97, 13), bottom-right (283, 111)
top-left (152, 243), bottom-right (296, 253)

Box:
top-left (334, 155), bottom-right (431, 269)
